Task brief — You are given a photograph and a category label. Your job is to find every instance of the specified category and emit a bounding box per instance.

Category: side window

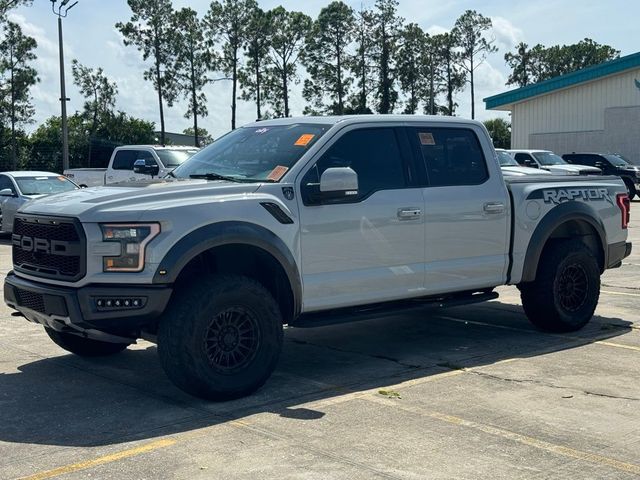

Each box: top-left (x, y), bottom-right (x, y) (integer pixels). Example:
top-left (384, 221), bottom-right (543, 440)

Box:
top-left (112, 150), bottom-right (136, 170)
top-left (0, 175), bottom-right (15, 193)
top-left (136, 150), bottom-right (157, 166)
top-left (575, 155), bottom-right (595, 166)
top-left (302, 128), bottom-right (407, 204)
top-left (411, 128), bottom-right (489, 186)
top-left (514, 153), bottom-right (535, 166)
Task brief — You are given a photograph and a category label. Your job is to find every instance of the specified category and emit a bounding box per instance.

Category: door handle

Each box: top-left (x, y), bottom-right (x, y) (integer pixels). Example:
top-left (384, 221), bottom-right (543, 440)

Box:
top-left (483, 202), bottom-right (505, 214)
top-left (397, 208), bottom-right (423, 219)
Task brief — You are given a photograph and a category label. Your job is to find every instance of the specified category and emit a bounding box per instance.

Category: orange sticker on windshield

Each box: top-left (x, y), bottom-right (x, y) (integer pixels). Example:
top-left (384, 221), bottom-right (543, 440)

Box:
top-left (294, 134), bottom-right (315, 146)
top-left (267, 165), bottom-right (289, 181)
top-left (419, 132), bottom-right (436, 145)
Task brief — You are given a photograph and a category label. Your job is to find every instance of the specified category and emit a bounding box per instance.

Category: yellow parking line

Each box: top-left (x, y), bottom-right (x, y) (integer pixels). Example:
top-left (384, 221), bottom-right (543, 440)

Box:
top-left (596, 341), bottom-right (640, 352)
top-left (602, 289), bottom-right (640, 298)
top-left (366, 396), bottom-right (640, 475)
top-left (438, 316), bottom-right (639, 353)
top-left (18, 438), bottom-right (176, 480)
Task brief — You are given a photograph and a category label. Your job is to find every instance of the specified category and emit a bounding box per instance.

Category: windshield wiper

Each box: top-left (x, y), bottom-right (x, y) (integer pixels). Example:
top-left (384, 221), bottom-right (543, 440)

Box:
top-left (190, 172), bottom-right (240, 182)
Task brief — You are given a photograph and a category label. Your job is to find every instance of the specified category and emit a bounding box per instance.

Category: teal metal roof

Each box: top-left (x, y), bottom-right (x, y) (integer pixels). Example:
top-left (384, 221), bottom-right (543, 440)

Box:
top-left (485, 51), bottom-right (640, 110)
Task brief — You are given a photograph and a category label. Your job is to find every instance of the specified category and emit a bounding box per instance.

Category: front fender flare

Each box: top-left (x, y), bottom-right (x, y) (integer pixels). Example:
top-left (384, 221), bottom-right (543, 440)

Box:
top-left (153, 221), bottom-right (301, 316)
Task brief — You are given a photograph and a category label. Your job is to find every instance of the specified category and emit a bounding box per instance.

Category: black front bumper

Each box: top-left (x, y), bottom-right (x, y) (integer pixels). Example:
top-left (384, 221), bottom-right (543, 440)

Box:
top-left (4, 272), bottom-right (172, 332)
top-left (607, 242), bottom-right (632, 269)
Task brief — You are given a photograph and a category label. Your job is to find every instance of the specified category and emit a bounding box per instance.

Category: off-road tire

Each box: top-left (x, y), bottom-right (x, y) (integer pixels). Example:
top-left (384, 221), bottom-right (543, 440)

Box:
top-left (623, 179), bottom-right (636, 201)
top-left (157, 274), bottom-right (283, 401)
top-left (46, 328), bottom-right (130, 356)
top-left (520, 240), bottom-right (600, 333)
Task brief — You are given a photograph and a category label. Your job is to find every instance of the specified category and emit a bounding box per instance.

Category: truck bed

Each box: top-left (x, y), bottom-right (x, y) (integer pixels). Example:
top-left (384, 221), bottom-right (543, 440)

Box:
top-left (505, 174), bottom-right (628, 285)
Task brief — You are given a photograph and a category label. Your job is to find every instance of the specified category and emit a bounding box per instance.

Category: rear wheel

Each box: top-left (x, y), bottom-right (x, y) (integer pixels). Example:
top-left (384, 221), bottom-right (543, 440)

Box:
top-left (45, 328), bottom-right (130, 356)
top-left (520, 240), bottom-right (600, 332)
top-left (157, 274), bottom-right (283, 401)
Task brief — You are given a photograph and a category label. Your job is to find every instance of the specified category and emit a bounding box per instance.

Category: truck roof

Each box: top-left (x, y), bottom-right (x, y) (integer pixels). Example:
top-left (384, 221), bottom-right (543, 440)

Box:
top-left (245, 114), bottom-right (484, 128)
top-left (508, 149), bottom-right (553, 154)
top-left (2, 171), bottom-right (65, 178)
top-left (114, 145), bottom-right (199, 150)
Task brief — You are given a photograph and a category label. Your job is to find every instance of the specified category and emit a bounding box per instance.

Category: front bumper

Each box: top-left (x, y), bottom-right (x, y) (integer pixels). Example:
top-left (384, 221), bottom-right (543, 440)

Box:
top-left (4, 272), bottom-right (172, 334)
top-left (607, 242), bottom-right (632, 269)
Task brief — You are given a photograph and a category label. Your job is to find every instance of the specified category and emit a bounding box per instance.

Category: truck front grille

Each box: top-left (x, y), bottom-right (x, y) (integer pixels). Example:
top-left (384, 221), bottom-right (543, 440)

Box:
top-left (12, 216), bottom-right (86, 282)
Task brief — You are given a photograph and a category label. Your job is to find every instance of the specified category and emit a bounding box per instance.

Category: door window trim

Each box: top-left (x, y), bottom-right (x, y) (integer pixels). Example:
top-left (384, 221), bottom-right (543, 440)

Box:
top-left (406, 126), bottom-right (490, 188)
top-left (299, 126), bottom-right (417, 206)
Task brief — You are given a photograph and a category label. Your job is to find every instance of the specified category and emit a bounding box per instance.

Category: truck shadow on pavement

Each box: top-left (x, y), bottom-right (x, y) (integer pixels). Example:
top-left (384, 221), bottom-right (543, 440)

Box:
top-left (0, 302), bottom-right (633, 448)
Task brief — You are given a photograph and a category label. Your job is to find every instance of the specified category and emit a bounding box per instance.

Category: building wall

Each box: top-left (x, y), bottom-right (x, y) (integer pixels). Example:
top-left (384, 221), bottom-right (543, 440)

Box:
top-left (529, 106), bottom-right (640, 163)
top-left (511, 67), bottom-right (640, 161)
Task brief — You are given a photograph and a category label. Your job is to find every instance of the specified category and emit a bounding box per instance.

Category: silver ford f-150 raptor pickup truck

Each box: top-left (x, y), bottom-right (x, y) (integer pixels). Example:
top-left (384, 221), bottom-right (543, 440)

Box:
top-left (4, 115), bottom-right (632, 400)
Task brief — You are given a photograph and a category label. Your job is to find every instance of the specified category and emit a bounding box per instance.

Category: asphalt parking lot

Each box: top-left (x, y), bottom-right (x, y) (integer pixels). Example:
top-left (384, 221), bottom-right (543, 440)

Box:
top-left (0, 214), bottom-right (639, 480)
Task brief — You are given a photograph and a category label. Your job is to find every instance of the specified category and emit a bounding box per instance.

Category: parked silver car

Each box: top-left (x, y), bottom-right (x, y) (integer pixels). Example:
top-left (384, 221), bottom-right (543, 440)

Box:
top-left (0, 171), bottom-right (79, 233)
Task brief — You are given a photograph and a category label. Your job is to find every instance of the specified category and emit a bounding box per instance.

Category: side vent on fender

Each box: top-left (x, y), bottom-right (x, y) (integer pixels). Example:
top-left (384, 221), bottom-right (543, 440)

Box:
top-left (260, 202), bottom-right (294, 225)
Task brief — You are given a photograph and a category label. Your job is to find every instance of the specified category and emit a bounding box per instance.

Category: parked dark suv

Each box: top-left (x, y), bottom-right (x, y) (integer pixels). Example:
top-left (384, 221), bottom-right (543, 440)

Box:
top-left (563, 153), bottom-right (640, 200)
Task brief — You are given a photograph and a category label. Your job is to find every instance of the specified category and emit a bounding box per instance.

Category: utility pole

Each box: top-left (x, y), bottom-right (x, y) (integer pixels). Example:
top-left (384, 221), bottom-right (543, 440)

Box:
top-left (51, 0), bottom-right (78, 172)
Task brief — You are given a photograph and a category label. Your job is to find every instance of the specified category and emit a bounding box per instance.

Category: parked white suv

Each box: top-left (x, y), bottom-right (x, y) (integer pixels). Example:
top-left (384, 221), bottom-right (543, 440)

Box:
top-left (509, 149), bottom-right (602, 176)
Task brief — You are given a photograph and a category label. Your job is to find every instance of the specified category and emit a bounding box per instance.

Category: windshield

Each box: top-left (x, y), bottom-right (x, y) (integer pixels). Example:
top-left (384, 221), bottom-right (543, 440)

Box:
top-left (16, 176), bottom-right (78, 196)
top-left (533, 152), bottom-right (566, 166)
top-left (172, 124), bottom-right (330, 182)
top-left (497, 151), bottom-right (519, 166)
top-left (156, 149), bottom-right (199, 167)
top-left (604, 154), bottom-right (629, 166)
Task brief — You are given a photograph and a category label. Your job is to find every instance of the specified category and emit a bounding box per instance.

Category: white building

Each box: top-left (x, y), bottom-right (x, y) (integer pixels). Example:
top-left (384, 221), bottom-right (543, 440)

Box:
top-left (484, 52), bottom-right (640, 164)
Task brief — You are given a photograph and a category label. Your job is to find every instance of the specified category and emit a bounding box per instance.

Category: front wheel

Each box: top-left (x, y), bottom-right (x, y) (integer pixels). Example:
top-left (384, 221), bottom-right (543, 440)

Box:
top-left (520, 240), bottom-right (600, 332)
top-left (46, 328), bottom-right (130, 356)
top-left (157, 274), bottom-right (283, 401)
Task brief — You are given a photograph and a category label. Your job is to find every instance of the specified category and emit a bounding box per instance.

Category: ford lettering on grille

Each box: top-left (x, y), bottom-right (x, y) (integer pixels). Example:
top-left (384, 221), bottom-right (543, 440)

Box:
top-left (11, 235), bottom-right (79, 256)
top-left (12, 216), bottom-right (86, 281)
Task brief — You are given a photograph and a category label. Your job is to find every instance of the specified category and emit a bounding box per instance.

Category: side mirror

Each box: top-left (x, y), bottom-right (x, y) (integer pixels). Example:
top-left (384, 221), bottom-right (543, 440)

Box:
top-left (133, 159), bottom-right (159, 177)
top-left (0, 188), bottom-right (15, 197)
top-left (319, 167), bottom-right (359, 199)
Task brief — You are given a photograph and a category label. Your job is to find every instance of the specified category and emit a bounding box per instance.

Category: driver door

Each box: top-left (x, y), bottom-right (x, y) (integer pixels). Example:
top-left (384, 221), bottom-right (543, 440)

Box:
top-left (297, 126), bottom-right (426, 312)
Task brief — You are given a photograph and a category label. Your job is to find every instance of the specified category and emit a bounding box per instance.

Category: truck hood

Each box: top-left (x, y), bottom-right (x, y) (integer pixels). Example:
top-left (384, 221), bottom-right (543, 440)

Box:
top-left (542, 164), bottom-right (601, 175)
top-left (501, 166), bottom-right (552, 176)
top-left (18, 179), bottom-right (261, 223)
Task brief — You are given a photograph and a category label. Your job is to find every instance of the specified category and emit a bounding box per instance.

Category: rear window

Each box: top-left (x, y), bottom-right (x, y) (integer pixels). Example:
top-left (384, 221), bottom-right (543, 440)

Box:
top-left (410, 128), bottom-right (489, 186)
top-left (156, 149), bottom-right (199, 167)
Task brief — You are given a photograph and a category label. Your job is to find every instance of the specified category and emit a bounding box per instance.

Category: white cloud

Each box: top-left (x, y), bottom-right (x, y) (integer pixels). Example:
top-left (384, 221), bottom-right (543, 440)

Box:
top-left (491, 16), bottom-right (525, 52)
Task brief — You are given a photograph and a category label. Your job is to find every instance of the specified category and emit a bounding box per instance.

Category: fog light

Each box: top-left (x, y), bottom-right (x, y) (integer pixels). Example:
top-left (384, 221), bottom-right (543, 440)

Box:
top-left (95, 297), bottom-right (146, 311)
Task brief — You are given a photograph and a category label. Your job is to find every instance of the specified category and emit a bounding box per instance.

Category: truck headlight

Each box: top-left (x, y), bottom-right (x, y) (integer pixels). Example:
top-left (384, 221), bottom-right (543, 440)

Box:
top-left (100, 223), bottom-right (160, 272)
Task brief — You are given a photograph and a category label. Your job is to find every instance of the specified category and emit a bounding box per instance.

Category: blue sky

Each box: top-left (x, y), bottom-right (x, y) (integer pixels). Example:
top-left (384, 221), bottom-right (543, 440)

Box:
top-left (9, 0), bottom-right (640, 139)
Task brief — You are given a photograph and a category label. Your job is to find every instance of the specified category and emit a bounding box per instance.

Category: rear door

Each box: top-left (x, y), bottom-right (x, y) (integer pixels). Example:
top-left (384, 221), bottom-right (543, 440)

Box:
top-left (408, 126), bottom-right (510, 294)
top-left (297, 126), bottom-right (426, 311)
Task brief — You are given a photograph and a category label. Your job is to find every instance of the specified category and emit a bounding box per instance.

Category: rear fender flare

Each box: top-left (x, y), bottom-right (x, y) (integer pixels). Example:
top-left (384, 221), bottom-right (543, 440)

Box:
top-left (521, 202), bottom-right (607, 283)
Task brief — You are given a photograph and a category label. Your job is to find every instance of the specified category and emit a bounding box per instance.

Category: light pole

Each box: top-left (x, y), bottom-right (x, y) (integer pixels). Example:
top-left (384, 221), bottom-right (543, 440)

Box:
top-left (50, 0), bottom-right (78, 172)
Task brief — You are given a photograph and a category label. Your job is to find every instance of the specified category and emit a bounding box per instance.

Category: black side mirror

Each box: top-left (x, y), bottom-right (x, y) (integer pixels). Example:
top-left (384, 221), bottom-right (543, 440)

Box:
top-left (133, 159), bottom-right (159, 177)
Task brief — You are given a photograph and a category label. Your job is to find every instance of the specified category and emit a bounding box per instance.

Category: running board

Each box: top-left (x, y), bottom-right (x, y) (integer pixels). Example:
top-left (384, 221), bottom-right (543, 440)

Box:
top-left (291, 290), bottom-right (499, 328)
